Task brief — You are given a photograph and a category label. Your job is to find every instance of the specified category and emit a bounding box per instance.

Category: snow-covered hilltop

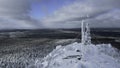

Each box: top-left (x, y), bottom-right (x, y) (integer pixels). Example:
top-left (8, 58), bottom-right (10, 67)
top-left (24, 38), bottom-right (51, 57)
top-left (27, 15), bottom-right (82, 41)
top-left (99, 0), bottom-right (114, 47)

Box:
top-left (40, 43), bottom-right (120, 68)
top-left (38, 21), bottom-right (120, 68)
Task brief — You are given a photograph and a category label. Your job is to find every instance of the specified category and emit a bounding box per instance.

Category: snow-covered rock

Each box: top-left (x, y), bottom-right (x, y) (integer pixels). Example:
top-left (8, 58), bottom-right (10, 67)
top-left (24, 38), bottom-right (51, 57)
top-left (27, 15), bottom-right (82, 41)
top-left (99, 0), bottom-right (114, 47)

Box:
top-left (39, 42), bottom-right (120, 68)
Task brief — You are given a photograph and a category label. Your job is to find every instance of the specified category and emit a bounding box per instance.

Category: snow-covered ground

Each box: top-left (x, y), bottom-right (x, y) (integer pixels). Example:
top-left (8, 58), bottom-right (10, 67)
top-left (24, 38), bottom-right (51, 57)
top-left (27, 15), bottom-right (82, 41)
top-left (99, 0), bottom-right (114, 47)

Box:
top-left (39, 42), bottom-right (120, 68)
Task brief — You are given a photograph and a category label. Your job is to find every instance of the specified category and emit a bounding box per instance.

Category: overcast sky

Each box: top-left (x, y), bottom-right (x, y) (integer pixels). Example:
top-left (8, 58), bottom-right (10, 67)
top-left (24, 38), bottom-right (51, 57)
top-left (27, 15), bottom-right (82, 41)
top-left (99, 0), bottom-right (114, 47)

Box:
top-left (0, 0), bottom-right (120, 29)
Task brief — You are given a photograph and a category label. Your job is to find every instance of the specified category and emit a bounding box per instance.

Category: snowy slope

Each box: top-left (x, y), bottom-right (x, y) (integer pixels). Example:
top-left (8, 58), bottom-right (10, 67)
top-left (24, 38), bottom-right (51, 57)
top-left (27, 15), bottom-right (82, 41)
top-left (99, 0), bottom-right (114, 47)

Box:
top-left (39, 42), bottom-right (120, 68)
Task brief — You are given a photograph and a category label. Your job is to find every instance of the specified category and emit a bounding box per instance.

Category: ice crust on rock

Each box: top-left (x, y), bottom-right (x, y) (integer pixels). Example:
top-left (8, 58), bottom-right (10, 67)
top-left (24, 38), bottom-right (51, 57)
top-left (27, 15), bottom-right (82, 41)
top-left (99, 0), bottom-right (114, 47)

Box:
top-left (40, 42), bottom-right (120, 68)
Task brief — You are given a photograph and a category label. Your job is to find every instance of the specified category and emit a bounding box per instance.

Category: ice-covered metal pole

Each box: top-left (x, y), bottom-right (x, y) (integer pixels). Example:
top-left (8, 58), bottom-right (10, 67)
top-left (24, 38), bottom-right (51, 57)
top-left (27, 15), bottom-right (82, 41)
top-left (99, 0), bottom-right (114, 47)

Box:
top-left (81, 20), bottom-right (85, 44)
top-left (85, 23), bottom-right (91, 45)
top-left (81, 21), bottom-right (91, 45)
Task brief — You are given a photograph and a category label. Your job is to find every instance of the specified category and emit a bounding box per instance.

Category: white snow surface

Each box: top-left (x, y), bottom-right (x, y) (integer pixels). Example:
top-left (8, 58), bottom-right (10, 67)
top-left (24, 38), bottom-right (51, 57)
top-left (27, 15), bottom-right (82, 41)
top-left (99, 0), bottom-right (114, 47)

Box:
top-left (38, 42), bottom-right (120, 68)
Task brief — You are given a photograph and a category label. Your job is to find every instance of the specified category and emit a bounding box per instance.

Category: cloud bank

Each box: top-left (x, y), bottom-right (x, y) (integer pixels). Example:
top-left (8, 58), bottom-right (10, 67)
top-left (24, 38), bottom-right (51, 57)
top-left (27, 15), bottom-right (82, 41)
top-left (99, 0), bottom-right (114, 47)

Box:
top-left (42, 0), bottom-right (120, 28)
top-left (0, 0), bottom-right (30, 18)
top-left (0, 0), bottom-right (120, 29)
top-left (0, 0), bottom-right (43, 29)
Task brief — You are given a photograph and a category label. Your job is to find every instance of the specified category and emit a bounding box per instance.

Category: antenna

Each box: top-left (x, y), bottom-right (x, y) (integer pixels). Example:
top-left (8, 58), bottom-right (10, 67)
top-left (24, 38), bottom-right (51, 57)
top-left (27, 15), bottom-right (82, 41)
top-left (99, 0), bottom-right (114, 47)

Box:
top-left (85, 23), bottom-right (91, 45)
top-left (81, 20), bottom-right (85, 44)
top-left (81, 21), bottom-right (91, 45)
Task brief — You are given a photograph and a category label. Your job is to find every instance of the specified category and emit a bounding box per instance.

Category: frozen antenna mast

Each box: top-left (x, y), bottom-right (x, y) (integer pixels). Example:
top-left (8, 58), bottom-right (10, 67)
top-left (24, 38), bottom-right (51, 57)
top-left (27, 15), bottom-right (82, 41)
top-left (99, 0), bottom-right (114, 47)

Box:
top-left (81, 20), bottom-right (85, 44)
top-left (85, 23), bottom-right (91, 45)
top-left (81, 20), bottom-right (91, 45)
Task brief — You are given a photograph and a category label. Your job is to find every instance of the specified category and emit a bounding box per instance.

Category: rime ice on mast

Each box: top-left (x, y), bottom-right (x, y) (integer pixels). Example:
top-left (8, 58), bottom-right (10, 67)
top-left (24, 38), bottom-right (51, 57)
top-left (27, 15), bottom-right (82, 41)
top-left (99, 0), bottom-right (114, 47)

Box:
top-left (81, 21), bottom-right (91, 45)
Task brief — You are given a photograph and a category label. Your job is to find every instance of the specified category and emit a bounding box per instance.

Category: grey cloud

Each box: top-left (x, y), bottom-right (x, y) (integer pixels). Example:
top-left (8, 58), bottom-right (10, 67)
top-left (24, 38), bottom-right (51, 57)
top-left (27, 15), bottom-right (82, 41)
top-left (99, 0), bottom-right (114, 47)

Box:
top-left (0, 17), bottom-right (43, 29)
top-left (0, 0), bottom-right (43, 29)
top-left (0, 0), bottom-right (120, 29)
top-left (0, 0), bottom-right (30, 18)
top-left (86, 10), bottom-right (120, 28)
top-left (51, 9), bottom-right (120, 28)
top-left (42, 0), bottom-right (120, 28)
